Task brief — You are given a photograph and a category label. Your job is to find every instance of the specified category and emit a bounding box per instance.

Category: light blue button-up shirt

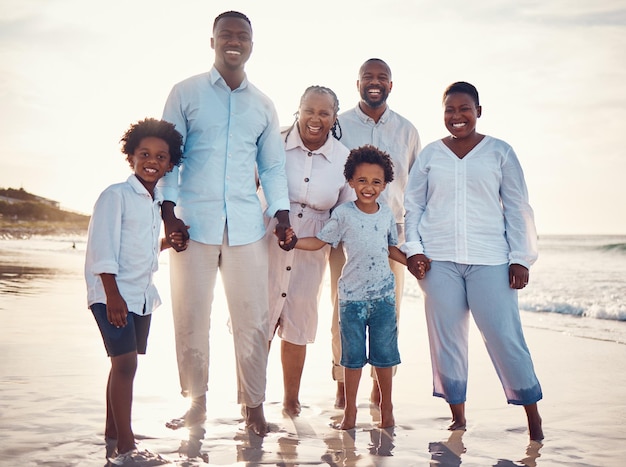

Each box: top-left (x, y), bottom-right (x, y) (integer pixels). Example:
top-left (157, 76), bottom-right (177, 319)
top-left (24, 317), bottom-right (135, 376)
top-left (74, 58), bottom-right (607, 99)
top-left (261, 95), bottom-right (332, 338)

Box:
top-left (159, 67), bottom-right (289, 246)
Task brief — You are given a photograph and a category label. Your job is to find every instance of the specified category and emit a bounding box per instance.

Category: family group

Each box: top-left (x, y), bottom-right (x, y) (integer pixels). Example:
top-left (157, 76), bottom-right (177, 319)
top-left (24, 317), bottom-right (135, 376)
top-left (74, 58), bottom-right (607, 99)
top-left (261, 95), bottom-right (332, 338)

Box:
top-left (84, 9), bottom-right (543, 465)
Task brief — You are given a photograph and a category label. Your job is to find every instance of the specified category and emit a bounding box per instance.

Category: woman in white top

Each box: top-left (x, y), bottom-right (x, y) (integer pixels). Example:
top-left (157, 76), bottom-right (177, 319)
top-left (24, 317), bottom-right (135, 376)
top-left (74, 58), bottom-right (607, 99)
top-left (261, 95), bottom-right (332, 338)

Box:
top-left (265, 86), bottom-right (355, 415)
top-left (403, 81), bottom-right (544, 441)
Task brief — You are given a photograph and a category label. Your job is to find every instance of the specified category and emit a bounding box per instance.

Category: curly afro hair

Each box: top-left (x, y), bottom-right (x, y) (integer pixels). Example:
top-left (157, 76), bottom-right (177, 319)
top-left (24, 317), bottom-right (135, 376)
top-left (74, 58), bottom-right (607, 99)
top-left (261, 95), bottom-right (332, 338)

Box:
top-left (120, 118), bottom-right (184, 167)
top-left (343, 144), bottom-right (394, 183)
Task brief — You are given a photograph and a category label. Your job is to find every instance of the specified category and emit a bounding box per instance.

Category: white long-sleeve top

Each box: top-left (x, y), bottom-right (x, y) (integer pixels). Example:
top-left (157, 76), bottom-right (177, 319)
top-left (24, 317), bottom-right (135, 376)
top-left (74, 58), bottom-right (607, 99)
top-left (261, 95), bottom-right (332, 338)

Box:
top-left (85, 175), bottom-right (163, 315)
top-left (403, 136), bottom-right (538, 268)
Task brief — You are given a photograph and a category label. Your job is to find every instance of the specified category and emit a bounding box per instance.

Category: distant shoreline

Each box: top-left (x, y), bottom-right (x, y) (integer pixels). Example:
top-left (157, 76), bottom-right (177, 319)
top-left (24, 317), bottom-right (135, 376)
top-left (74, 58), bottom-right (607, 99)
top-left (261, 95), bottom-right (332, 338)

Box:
top-left (0, 220), bottom-right (88, 239)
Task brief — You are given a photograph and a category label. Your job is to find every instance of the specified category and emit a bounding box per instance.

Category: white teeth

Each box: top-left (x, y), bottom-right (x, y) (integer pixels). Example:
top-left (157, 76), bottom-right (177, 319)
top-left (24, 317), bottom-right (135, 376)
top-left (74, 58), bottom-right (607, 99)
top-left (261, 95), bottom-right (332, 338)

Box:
top-left (452, 123), bottom-right (465, 128)
top-left (226, 50), bottom-right (240, 55)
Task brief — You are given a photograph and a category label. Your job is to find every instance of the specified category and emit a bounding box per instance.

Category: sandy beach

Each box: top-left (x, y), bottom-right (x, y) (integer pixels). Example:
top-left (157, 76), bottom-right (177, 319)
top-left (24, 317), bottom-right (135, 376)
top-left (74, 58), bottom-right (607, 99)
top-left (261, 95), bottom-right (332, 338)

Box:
top-left (1, 238), bottom-right (626, 466)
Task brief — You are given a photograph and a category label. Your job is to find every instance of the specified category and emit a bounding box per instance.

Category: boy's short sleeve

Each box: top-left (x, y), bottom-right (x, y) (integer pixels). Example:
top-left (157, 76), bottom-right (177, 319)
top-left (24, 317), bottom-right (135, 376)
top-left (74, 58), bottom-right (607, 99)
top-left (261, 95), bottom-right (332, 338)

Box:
top-left (388, 211), bottom-right (399, 247)
top-left (316, 215), bottom-right (342, 248)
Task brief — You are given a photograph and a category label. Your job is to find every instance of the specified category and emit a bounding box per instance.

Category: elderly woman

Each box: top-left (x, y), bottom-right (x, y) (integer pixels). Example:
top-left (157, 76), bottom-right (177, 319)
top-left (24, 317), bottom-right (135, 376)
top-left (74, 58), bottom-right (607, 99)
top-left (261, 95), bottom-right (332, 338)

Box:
top-left (264, 85), bottom-right (354, 415)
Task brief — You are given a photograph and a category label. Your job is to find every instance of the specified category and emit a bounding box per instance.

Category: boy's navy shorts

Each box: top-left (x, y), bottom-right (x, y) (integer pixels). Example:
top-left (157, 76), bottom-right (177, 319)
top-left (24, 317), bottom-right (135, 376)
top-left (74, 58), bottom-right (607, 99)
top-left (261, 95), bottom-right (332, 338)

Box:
top-left (90, 303), bottom-right (151, 357)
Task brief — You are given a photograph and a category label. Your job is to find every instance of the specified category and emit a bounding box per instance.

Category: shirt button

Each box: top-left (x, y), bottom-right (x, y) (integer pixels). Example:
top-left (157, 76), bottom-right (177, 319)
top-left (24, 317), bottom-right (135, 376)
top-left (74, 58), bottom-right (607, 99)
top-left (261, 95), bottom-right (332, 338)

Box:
top-left (304, 178), bottom-right (309, 182)
top-left (308, 152), bottom-right (312, 157)
top-left (286, 266), bottom-right (291, 271)
top-left (297, 213), bottom-right (303, 218)
top-left (281, 293), bottom-right (287, 298)
top-left (300, 203), bottom-right (306, 208)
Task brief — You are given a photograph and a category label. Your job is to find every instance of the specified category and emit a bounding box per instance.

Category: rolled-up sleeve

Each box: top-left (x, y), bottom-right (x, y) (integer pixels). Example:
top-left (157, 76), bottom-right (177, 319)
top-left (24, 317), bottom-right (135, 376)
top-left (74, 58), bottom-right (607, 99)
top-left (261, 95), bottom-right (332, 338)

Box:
top-left (86, 190), bottom-right (122, 276)
top-left (257, 106), bottom-right (290, 217)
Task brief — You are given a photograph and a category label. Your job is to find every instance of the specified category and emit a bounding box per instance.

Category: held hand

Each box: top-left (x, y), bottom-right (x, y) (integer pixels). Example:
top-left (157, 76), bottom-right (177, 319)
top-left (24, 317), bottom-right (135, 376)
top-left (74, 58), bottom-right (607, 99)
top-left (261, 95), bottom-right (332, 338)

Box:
top-left (277, 227), bottom-right (298, 251)
top-left (407, 254), bottom-right (431, 280)
top-left (274, 210), bottom-right (297, 251)
top-left (163, 217), bottom-right (189, 252)
top-left (162, 201), bottom-right (189, 253)
top-left (165, 228), bottom-right (190, 251)
top-left (509, 263), bottom-right (529, 289)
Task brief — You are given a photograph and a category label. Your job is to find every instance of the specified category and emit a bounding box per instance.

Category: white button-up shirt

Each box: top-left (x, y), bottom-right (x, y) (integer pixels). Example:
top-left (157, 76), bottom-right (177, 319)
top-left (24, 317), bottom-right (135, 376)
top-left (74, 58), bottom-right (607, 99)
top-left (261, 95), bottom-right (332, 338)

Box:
top-left (85, 175), bottom-right (163, 315)
top-left (403, 136), bottom-right (538, 268)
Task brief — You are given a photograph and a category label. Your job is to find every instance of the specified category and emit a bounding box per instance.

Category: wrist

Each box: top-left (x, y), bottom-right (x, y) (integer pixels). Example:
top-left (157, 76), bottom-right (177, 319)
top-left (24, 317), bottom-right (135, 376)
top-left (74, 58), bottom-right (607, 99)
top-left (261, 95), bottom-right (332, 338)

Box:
top-left (275, 209), bottom-right (290, 223)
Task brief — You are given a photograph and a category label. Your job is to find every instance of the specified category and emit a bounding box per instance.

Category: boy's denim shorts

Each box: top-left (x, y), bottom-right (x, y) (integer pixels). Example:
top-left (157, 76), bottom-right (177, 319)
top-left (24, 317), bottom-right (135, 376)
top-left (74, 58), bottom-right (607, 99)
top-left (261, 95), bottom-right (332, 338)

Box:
top-left (91, 303), bottom-right (151, 357)
top-left (339, 294), bottom-right (400, 369)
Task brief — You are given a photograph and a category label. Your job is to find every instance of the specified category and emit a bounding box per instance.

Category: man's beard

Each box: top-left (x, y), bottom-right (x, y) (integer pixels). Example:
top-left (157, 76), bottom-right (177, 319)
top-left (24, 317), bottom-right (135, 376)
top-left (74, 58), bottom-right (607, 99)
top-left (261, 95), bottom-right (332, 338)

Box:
top-left (361, 87), bottom-right (388, 108)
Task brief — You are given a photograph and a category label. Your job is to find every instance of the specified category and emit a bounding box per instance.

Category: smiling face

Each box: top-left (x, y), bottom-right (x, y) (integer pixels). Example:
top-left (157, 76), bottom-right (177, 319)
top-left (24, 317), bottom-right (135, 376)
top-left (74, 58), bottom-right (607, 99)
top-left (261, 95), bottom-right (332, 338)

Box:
top-left (211, 16), bottom-right (253, 74)
top-left (128, 136), bottom-right (173, 196)
top-left (348, 162), bottom-right (386, 213)
top-left (297, 91), bottom-right (337, 151)
top-left (358, 60), bottom-right (392, 109)
top-left (443, 92), bottom-right (482, 140)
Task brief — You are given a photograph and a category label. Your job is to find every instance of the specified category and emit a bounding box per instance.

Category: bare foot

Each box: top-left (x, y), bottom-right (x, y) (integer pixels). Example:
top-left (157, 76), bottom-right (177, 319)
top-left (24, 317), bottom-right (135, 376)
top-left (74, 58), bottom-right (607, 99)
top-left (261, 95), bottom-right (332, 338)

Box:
top-left (447, 419), bottom-right (467, 431)
top-left (282, 399), bottom-right (301, 416)
top-left (370, 382), bottom-right (381, 407)
top-left (448, 403), bottom-right (466, 431)
top-left (333, 407), bottom-right (357, 430)
top-left (165, 407), bottom-right (206, 430)
top-left (105, 437), bottom-right (117, 459)
top-left (378, 405), bottom-right (395, 429)
top-left (334, 382), bottom-right (345, 409)
top-left (245, 404), bottom-right (269, 437)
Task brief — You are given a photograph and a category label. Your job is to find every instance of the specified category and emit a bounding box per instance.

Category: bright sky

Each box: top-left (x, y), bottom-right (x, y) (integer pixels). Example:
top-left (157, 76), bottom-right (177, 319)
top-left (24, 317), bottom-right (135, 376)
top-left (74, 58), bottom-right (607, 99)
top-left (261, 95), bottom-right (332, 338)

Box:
top-left (1, 0), bottom-right (625, 235)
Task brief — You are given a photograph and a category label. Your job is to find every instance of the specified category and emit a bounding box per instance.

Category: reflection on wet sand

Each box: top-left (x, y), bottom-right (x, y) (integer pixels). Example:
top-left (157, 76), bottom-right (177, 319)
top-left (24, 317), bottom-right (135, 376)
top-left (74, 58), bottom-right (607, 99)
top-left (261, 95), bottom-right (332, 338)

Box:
top-left (429, 430), bottom-right (466, 466)
top-left (0, 261), bottom-right (60, 295)
top-left (428, 429), bottom-right (542, 467)
top-left (492, 440), bottom-right (543, 467)
top-left (368, 426), bottom-right (395, 457)
top-left (177, 424), bottom-right (209, 463)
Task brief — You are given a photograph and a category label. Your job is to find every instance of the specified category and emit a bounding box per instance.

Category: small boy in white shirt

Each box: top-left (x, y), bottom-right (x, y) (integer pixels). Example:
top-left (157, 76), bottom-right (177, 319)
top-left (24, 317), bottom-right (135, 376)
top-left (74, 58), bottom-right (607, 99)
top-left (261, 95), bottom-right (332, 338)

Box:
top-left (85, 118), bottom-right (185, 464)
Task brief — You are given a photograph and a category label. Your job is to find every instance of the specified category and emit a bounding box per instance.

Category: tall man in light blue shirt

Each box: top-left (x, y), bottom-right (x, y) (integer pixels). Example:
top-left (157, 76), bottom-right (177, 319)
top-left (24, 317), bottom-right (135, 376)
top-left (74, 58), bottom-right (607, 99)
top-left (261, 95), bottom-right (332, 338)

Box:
top-left (159, 10), bottom-right (293, 437)
top-left (330, 58), bottom-right (421, 408)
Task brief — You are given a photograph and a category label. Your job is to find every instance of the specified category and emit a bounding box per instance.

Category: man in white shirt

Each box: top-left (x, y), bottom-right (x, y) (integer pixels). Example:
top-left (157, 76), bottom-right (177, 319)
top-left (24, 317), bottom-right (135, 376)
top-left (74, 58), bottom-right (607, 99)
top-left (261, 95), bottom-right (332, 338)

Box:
top-left (330, 58), bottom-right (421, 407)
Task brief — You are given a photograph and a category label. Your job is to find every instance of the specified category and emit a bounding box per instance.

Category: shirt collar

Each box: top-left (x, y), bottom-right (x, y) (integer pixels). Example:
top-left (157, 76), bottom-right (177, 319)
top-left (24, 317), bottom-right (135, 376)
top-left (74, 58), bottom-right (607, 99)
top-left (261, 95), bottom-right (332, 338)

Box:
top-left (209, 66), bottom-right (249, 91)
top-left (354, 103), bottom-right (391, 125)
top-left (282, 125), bottom-right (334, 163)
top-left (127, 175), bottom-right (164, 203)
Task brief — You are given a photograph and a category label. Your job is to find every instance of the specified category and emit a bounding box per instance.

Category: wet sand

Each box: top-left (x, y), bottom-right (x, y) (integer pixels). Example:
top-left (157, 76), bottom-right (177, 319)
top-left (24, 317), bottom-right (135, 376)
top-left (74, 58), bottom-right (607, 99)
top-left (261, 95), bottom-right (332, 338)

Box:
top-left (1, 239), bottom-right (625, 466)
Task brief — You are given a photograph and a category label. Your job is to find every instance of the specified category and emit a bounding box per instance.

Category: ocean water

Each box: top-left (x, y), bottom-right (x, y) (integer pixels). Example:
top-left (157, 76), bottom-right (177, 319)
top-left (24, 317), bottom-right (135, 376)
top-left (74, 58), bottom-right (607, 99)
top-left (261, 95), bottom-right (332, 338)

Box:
top-left (402, 235), bottom-right (626, 344)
